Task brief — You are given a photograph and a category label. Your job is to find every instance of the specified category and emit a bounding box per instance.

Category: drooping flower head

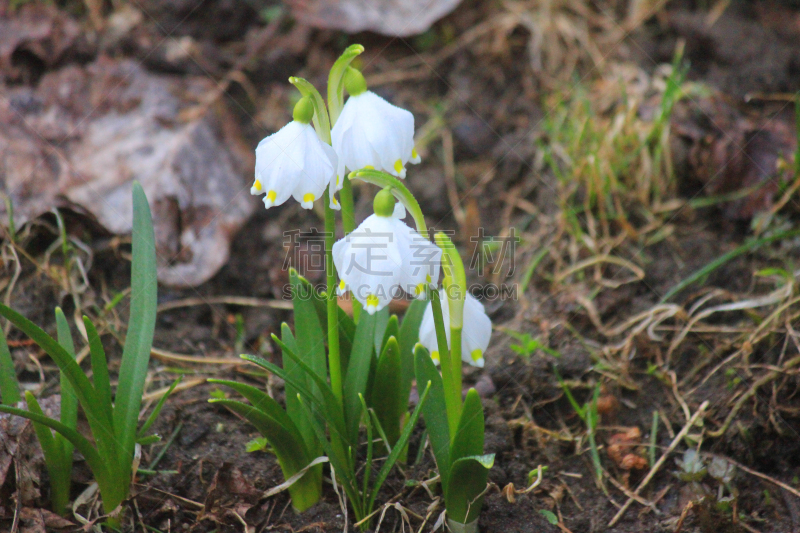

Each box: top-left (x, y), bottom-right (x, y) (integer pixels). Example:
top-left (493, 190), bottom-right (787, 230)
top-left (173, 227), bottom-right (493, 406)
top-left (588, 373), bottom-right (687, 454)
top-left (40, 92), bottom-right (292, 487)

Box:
top-left (253, 96), bottom-right (338, 210)
top-left (333, 189), bottom-right (440, 315)
top-left (419, 290), bottom-right (492, 368)
top-left (331, 68), bottom-right (420, 185)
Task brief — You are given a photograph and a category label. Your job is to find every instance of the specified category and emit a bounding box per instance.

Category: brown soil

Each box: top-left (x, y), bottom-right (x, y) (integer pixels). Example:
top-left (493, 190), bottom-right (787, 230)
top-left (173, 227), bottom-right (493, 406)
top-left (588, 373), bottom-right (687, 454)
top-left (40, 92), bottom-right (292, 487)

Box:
top-left (2, 1), bottom-right (800, 532)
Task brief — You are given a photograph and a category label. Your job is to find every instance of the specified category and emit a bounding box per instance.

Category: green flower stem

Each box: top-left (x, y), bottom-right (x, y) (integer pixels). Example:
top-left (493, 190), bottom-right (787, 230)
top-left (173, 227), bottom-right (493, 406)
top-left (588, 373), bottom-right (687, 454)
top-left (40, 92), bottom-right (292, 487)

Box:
top-left (348, 169), bottom-right (427, 234)
top-left (327, 44), bottom-right (365, 125)
top-left (289, 77), bottom-right (331, 144)
top-left (450, 327), bottom-right (463, 408)
top-left (435, 233), bottom-right (467, 328)
top-left (430, 289), bottom-right (461, 438)
top-left (325, 189), bottom-right (343, 404)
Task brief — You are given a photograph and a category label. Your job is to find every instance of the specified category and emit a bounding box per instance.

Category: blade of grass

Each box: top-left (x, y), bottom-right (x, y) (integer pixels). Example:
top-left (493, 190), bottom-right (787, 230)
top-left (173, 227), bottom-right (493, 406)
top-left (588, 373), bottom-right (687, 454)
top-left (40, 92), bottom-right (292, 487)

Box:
top-left (0, 326), bottom-right (20, 405)
top-left (114, 181), bottom-right (158, 483)
top-left (55, 309), bottom-right (77, 451)
top-left (26, 391), bottom-right (71, 515)
top-left (660, 228), bottom-right (800, 302)
top-left (0, 403), bottom-right (109, 486)
top-left (138, 377), bottom-right (182, 439)
top-left (83, 316), bottom-right (113, 427)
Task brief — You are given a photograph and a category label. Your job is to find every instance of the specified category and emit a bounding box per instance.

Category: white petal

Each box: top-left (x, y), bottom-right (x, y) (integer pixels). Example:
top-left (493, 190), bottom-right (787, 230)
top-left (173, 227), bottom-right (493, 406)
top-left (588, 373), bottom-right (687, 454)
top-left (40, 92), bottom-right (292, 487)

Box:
top-left (460, 293), bottom-right (492, 366)
top-left (392, 202), bottom-right (407, 220)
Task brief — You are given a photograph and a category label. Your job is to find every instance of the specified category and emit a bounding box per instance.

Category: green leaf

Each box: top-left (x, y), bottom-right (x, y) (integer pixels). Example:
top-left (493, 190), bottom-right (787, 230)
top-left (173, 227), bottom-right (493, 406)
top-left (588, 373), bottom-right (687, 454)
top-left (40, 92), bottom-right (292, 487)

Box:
top-left (246, 437), bottom-right (268, 452)
top-left (414, 344), bottom-right (450, 484)
top-left (367, 380), bottom-right (430, 514)
top-left (0, 325), bottom-right (20, 405)
top-left (114, 181), bottom-right (158, 486)
top-left (245, 346), bottom-right (348, 445)
top-left (538, 509), bottom-right (559, 525)
top-left (295, 393), bottom-right (360, 505)
top-left (138, 377), bottom-right (182, 439)
top-left (25, 391), bottom-right (64, 504)
top-left (309, 287), bottom-right (355, 366)
top-left (445, 454), bottom-right (494, 525)
top-left (343, 312), bottom-right (375, 445)
top-left (280, 324), bottom-right (318, 456)
top-left (0, 305), bottom-right (114, 460)
top-left (369, 337), bottom-right (404, 447)
top-left (398, 299), bottom-right (426, 405)
top-left (211, 399), bottom-right (321, 512)
top-left (290, 270), bottom-right (327, 402)
top-left (208, 379), bottom-right (308, 453)
top-left (83, 316), bottom-right (113, 427)
top-left (54, 308), bottom-right (77, 511)
top-left (54, 308), bottom-right (77, 431)
top-left (373, 308), bottom-right (391, 356)
top-left (0, 402), bottom-right (108, 487)
top-left (450, 389), bottom-right (485, 463)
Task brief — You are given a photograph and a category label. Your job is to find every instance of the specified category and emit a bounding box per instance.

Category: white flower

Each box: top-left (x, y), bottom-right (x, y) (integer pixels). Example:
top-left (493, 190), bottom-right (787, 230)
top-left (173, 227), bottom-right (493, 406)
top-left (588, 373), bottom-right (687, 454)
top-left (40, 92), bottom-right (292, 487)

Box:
top-left (252, 98), bottom-right (338, 210)
top-left (331, 69), bottom-right (420, 183)
top-left (332, 192), bottom-right (440, 315)
top-left (419, 290), bottom-right (492, 368)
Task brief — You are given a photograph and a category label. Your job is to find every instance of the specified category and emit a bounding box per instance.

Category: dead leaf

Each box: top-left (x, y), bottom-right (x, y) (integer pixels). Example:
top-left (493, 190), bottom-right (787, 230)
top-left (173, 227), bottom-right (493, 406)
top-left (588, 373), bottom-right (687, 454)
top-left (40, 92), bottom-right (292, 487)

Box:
top-left (20, 507), bottom-right (74, 529)
top-left (0, 57), bottom-right (256, 287)
top-left (672, 95), bottom-right (797, 220)
top-left (203, 462), bottom-right (262, 515)
top-left (289, 0), bottom-right (463, 36)
top-left (0, 1), bottom-right (81, 84)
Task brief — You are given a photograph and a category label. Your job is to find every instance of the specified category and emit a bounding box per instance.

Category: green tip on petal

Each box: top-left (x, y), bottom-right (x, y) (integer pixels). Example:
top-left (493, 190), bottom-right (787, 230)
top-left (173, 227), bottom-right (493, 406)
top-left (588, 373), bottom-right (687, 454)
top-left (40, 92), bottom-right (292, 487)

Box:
top-left (293, 96), bottom-right (314, 124)
top-left (373, 187), bottom-right (396, 217)
top-left (344, 67), bottom-right (367, 96)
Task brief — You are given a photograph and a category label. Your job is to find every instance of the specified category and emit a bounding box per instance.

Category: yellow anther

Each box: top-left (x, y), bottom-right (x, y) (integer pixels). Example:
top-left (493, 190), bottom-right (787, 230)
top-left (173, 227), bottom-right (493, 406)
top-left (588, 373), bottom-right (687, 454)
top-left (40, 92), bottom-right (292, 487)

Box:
top-left (253, 180), bottom-right (262, 191)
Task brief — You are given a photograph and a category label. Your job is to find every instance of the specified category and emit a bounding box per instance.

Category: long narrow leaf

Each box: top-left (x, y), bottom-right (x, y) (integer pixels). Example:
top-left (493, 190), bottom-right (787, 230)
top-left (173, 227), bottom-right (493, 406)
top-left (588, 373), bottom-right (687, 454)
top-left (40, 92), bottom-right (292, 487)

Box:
top-left (450, 389), bottom-right (485, 464)
top-left (289, 270), bottom-right (327, 400)
top-left (0, 403), bottom-right (109, 486)
top-left (138, 377), bottom-right (181, 439)
top-left (55, 308), bottom-right (77, 464)
top-left (83, 316), bottom-right (113, 426)
top-left (369, 337), bottom-right (404, 447)
top-left (114, 181), bottom-right (158, 484)
top-left (0, 325), bottom-right (20, 405)
top-left (445, 454), bottom-right (494, 525)
top-left (295, 394), bottom-right (361, 507)
top-left (398, 299), bottom-right (426, 413)
top-left (263, 338), bottom-right (348, 439)
top-left (343, 312), bottom-right (375, 444)
top-left (208, 379), bottom-right (307, 452)
top-left (280, 323), bottom-right (318, 455)
top-left (368, 380), bottom-right (430, 513)
top-left (414, 344), bottom-right (450, 484)
top-left (209, 399), bottom-right (322, 511)
top-left (26, 391), bottom-right (71, 515)
top-left (0, 305), bottom-right (114, 451)
top-left (373, 307), bottom-right (390, 355)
